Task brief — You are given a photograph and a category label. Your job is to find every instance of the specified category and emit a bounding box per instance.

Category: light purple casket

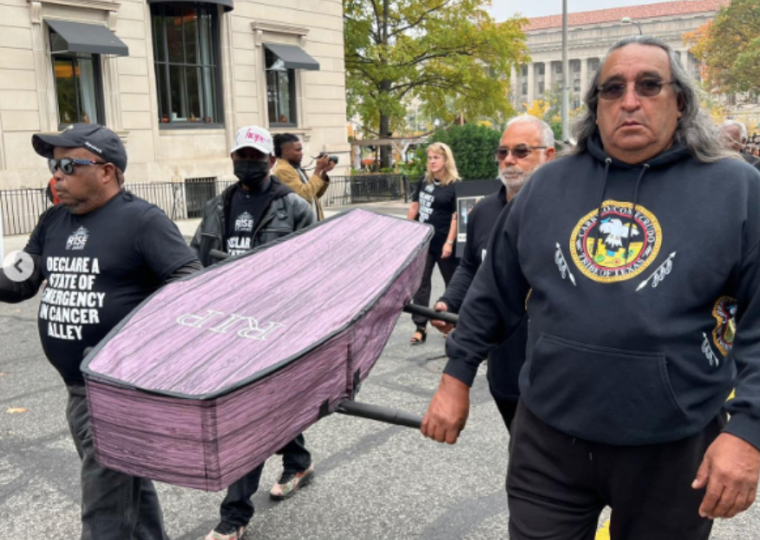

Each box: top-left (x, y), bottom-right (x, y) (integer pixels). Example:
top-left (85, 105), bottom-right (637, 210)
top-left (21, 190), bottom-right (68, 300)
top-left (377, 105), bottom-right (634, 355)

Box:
top-left (82, 209), bottom-right (432, 491)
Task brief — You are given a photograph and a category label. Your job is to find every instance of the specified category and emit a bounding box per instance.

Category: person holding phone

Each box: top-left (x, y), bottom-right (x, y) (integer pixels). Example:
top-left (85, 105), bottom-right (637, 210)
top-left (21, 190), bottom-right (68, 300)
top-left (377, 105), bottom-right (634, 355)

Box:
top-left (272, 134), bottom-right (336, 221)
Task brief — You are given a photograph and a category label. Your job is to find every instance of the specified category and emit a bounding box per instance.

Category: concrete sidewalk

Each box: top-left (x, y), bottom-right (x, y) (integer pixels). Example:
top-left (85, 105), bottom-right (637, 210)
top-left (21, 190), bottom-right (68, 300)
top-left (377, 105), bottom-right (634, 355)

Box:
top-left (1, 200), bottom-right (410, 255)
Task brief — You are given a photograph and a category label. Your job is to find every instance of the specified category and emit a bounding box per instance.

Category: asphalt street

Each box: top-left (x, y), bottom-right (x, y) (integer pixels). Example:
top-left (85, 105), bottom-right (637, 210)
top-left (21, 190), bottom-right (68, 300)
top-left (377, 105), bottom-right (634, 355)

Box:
top-left (2, 211), bottom-right (760, 539)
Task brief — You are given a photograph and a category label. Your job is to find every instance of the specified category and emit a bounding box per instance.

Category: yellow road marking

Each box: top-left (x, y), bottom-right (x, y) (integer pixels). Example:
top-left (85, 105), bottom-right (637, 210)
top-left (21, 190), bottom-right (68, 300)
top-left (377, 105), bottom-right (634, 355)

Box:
top-left (595, 519), bottom-right (610, 540)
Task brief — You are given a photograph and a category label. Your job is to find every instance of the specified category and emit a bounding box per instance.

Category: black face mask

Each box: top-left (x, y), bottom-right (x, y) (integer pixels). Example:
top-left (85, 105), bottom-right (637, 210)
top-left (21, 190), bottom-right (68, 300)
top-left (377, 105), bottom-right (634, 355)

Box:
top-left (234, 160), bottom-right (269, 189)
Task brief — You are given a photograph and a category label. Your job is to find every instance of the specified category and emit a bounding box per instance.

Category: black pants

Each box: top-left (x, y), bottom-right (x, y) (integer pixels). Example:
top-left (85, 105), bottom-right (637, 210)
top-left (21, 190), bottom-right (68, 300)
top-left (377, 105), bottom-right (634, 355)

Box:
top-left (66, 386), bottom-right (170, 540)
top-left (411, 250), bottom-right (458, 329)
top-left (220, 433), bottom-right (311, 527)
top-left (507, 402), bottom-right (720, 540)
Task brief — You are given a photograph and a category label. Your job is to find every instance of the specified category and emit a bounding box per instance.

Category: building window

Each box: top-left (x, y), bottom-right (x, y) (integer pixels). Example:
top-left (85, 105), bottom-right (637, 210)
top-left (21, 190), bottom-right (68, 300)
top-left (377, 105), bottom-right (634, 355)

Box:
top-left (588, 58), bottom-right (600, 72)
top-left (51, 50), bottom-right (104, 127)
top-left (538, 82), bottom-right (545, 94)
top-left (521, 64), bottom-right (528, 77)
top-left (571, 60), bottom-right (581, 73)
top-left (573, 79), bottom-right (581, 92)
top-left (522, 82), bottom-right (528, 95)
top-left (573, 98), bottom-right (581, 109)
top-left (536, 63), bottom-right (545, 76)
top-left (266, 49), bottom-right (297, 126)
top-left (555, 62), bottom-right (563, 74)
top-left (151, 4), bottom-right (222, 127)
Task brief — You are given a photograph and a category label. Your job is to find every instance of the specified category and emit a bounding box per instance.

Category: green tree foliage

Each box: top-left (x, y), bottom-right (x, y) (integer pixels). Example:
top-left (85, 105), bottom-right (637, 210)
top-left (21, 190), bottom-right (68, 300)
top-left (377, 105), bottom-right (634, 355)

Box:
top-left (685, 0), bottom-right (760, 94)
top-left (344, 0), bottom-right (529, 166)
top-left (419, 124), bottom-right (500, 180)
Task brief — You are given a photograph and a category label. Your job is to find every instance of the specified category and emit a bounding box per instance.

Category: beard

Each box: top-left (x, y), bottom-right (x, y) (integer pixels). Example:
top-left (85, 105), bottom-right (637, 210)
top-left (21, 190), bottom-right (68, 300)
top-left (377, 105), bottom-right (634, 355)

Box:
top-left (499, 157), bottom-right (545, 195)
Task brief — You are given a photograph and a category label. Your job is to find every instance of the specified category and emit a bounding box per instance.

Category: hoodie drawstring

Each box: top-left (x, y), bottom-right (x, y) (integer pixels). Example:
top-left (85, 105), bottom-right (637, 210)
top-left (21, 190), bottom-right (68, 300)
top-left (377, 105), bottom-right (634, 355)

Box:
top-left (591, 158), bottom-right (613, 258)
top-left (624, 164), bottom-right (650, 265)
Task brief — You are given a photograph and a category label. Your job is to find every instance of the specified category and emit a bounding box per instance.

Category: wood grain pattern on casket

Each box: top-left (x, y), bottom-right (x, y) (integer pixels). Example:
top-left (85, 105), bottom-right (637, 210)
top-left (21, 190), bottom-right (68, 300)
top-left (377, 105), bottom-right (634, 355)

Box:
top-left (82, 210), bottom-right (432, 491)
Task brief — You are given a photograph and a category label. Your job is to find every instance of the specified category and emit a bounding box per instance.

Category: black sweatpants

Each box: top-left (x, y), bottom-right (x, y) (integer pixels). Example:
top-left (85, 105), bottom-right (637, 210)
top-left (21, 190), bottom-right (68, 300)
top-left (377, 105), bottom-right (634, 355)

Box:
top-left (411, 251), bottom-right (458, 329)
top-left (507, 402), bottom-right (721, 540)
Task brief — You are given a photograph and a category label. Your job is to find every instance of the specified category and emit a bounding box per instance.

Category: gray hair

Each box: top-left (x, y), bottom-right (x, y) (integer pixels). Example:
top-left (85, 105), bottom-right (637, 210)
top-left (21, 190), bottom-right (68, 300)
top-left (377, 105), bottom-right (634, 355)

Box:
top-left (571, 36), bottom-right (737, 164)
top-left (506, 115), bottom-right (555, 148)
top-left (722, 119), bottom-right (748, 142)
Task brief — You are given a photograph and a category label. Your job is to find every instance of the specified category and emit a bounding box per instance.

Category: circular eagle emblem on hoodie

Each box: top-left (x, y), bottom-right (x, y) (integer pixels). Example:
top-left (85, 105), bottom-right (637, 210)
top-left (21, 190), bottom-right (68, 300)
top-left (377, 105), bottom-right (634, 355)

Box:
top-left (570, 200), bottom-right (662, 283)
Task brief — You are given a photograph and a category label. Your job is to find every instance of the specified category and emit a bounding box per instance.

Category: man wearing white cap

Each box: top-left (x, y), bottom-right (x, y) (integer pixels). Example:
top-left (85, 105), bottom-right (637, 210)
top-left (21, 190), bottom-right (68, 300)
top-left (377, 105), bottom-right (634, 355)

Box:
top-left (191, 126), bottom-right (315, 540)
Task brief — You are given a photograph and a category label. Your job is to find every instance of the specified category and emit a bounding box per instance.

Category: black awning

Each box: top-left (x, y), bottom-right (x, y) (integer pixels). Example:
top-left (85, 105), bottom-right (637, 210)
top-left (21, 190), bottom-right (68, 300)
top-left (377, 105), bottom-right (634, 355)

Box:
top-left (264, 43), bottom-right (320, 71)
top-left (146, 0), bottom-right (234, 12)
top-left (47, 20), bottom-right (129, 56)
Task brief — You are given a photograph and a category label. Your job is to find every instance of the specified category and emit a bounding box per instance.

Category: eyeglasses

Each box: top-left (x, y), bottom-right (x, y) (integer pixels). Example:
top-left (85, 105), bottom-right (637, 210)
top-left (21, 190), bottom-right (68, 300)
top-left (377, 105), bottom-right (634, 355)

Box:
top-left (597, 79), bottom-right (677, 100)
top-left (48, 158), bottom-right (107, 175)
top-left (495, 145), bottom-right (547, 160)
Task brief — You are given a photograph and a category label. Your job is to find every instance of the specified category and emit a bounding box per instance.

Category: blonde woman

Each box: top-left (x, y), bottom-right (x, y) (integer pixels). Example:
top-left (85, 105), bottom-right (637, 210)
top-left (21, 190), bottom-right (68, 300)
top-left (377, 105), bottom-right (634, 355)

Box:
top-left (407, 142), bottom-right (460, 344)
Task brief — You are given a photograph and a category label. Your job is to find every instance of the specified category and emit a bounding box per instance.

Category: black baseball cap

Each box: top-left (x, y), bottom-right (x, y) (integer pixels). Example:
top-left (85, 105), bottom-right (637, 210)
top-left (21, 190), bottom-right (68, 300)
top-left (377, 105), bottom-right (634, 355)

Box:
top-left (32, 123), bottom-right (128, 172)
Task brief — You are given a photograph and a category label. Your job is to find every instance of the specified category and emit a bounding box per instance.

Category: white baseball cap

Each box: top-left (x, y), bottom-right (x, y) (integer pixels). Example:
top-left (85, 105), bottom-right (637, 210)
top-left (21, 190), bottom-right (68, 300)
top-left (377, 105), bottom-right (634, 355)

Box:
top-left (231, 126), bottom-right (274, 156)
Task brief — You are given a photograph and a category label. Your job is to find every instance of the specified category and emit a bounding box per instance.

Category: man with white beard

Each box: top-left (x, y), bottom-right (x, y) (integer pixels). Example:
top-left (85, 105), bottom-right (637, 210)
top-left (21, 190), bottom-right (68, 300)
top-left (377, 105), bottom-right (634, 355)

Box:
top-left (430, 115), bottom-right (555, 431)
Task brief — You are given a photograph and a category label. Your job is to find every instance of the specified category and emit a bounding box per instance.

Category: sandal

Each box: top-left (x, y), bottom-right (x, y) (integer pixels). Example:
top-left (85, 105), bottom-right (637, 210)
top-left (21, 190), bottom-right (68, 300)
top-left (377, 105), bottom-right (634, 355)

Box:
top-left (410, 328), bottom-right (427, 345)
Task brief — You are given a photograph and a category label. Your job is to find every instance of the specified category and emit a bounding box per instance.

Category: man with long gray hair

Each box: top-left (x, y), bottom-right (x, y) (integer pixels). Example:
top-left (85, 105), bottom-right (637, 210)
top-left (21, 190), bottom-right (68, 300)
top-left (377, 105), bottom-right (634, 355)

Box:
top-left (422, 35), bottom-right (760, 539)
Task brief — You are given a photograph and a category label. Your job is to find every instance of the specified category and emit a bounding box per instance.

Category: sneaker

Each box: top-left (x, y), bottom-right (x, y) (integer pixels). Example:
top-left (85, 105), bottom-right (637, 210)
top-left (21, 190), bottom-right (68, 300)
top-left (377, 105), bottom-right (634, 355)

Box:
top-left (269, 464), bottom-right (314, 501)
top-left (205, 523), bottom-right (246, 540)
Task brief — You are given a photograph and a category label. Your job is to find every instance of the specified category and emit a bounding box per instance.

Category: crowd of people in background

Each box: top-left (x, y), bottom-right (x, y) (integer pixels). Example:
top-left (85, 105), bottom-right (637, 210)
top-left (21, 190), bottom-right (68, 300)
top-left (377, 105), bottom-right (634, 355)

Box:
top-left (3, 33), bottom-right (760, 540)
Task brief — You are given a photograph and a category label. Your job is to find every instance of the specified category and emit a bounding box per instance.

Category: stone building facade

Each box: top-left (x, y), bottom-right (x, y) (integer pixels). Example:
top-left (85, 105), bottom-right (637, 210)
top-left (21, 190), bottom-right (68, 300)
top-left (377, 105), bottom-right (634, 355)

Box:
top-left (0, 0), bottom-right (349, 190)
top-left (510, 0), bottom-right (729, 111)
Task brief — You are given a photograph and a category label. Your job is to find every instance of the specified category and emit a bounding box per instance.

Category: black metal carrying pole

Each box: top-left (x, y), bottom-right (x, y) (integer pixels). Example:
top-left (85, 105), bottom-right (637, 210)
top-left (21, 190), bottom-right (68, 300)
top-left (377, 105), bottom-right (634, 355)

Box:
top-left (402, 303), bottom-right (458, 325)
top-left (210, 249), bottom-right (229, 261)
top-left (336, 400), bottom-right (422, 429)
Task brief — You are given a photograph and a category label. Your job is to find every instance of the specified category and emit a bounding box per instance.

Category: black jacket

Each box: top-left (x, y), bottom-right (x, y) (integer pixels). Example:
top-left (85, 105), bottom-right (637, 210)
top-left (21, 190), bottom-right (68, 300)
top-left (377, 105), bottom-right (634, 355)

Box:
top-left (445, 137), bottom-right (760, 449)
top-left (190, 178), bottom-right (315, 267)
top-left (439, 185), bottom-right (527, 401)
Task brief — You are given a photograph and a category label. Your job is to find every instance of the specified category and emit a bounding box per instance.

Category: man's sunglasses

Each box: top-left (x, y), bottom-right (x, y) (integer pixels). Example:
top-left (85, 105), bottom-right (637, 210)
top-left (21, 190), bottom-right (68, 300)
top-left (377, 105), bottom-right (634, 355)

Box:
top-left (597, 79), bottom-right (677, 100)
top-left (48, 158), bottom-right (108, 175)
top-left (495, 145), bottom-right (547, 160)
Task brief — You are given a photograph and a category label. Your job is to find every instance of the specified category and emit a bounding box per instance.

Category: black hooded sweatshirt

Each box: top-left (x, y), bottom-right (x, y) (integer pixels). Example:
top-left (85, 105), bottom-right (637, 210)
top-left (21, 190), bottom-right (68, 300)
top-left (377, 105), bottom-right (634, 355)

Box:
top-left (445, 136), bottom-right (760, 449)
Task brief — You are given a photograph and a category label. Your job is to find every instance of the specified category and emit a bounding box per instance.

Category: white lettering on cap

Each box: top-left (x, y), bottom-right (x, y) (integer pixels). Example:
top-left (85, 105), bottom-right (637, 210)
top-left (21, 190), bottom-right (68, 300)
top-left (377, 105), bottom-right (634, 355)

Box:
top-left (84, 141), bottom-right (103, 154)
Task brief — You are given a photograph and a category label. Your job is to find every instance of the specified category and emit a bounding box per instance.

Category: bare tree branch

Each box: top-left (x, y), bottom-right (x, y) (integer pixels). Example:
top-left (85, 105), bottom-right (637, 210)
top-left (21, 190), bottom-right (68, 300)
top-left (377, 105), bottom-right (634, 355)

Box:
top-left (388, 0), bottom-right (455, 39)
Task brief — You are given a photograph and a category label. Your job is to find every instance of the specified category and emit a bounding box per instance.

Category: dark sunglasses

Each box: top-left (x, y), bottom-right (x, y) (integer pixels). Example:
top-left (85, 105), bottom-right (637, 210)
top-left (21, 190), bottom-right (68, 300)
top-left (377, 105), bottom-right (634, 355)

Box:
top-left (597, 79), bottom-right (677, 100)
top-left (495, 145), bottom-right (547, 160)
top-left (48, 158), bottom-right (108, 175)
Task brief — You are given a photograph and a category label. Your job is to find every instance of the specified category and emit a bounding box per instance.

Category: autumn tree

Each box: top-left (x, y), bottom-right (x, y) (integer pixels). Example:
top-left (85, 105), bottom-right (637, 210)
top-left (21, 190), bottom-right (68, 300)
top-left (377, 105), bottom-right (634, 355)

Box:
top-left (344, 0), bottom-right (529, 167)
top-left (684, 0), bottom-right (760, 95)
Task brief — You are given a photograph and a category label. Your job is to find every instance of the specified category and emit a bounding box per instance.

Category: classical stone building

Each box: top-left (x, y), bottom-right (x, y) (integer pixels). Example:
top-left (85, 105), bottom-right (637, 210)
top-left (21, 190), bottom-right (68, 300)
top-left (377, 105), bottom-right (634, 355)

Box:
top-left (510, 0), bottom-right (729, 111)
top-left (0, 0), bottom-right (349, 190)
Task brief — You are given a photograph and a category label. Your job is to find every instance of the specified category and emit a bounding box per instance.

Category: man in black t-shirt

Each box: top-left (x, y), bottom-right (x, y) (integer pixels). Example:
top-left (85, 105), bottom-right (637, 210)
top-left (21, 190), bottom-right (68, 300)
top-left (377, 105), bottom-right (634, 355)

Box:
top-left (190, 126), bottom-right (315, 540)
top-left (0, 123), bottom-right (200, 540)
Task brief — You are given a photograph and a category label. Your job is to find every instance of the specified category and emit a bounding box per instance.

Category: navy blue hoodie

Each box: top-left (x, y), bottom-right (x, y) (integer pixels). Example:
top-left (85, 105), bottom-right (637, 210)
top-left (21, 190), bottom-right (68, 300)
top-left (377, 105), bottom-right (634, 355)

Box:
top-left (445, 136), bottom-right (760, 449)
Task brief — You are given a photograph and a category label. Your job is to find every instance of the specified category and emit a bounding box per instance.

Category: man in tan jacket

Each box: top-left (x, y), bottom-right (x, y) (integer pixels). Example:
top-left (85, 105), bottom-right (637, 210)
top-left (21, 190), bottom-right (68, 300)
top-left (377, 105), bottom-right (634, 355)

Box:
top-left (272, 133), bottom-right (335, 221)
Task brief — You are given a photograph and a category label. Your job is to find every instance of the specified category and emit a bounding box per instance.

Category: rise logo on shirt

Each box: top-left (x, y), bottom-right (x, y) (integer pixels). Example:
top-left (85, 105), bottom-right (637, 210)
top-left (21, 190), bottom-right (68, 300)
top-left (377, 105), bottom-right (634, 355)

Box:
top-left (66, 227), bottom-right (89, 251)
top-left (235, 212), bottom-right (254, 232)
